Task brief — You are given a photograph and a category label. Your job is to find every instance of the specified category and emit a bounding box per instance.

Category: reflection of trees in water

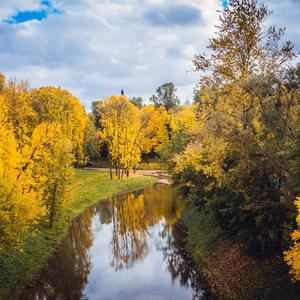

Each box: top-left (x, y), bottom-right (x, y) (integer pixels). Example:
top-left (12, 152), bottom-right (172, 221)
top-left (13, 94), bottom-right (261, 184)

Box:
top-left (21, 184), bottom-right (210, 299)
top-left (110, 193), bottom-right (149, 270)
top-left (108, 184), bottom-right (184, 270)
top-left (161, 222), bottom-right (211, 300)
top-left (108, 184), bottom-right (209, 299)
top-left (97, 199), bottom-right (112, 225)
top-left (20, 209), bottom-right (94, 300)
top-left (143, 184), bottom-right (185, 227)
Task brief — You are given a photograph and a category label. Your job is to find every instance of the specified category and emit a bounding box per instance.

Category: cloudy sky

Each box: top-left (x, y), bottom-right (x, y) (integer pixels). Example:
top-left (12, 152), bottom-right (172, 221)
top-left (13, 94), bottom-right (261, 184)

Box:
top-left (0, 0), bottom-right (299, 110)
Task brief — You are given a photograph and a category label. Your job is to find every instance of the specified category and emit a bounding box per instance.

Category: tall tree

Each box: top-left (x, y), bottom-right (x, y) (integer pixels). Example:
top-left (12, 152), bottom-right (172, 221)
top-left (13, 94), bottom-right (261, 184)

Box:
top-left (173, 0), bottom-right (298, 255)
top-left (91, 100), bottom-right (103, 129)
top-left (83, 115), bottom-right (102, 166)
top-left (29, 87), bottom-right (87, 167)
top-left (130, 97), bottom-right (143, 108)
top-left (0, 77), bottom-right (89, 247)
top-left (99, 95), bottom-right (141, 179)
top-left (150, 82), bottom-right (180, 111)
top-left (0, 94), bottom-right (45, 249)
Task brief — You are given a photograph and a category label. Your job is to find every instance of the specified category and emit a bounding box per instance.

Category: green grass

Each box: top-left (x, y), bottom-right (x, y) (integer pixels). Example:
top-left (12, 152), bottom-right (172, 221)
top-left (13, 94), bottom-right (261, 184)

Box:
top-left (0, 169), bottom-right (157, 300)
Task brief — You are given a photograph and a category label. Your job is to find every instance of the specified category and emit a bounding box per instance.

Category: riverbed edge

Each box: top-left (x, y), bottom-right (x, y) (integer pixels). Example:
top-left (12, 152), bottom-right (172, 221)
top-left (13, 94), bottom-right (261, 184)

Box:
top-left (181, 202), bottom-right (300, 300)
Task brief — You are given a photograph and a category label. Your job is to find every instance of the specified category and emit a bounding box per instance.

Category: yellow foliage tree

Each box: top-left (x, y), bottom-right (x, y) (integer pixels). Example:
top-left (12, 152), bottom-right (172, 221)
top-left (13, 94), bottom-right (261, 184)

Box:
top-left (139, 105), bottom-right (169, 154)
top-left (0, 75), bottom-right (88, 248)
top-left (170, 105), bottom-right (197, 133)
top-left (3, 79), bottom-right (36, 148)
top-left (0, 95), bottom-right (45, 249)
top-left (100, 95), bottom-right (142, 178)
top-left (284, 197), bottom-right (300, 281)
top-left (29, 87), bottom-right (87, 167)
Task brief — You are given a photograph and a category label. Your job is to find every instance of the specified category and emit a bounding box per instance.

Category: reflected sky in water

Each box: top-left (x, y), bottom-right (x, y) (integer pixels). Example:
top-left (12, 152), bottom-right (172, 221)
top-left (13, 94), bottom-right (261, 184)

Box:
top-left (20, 184), bottom-right (209, 300)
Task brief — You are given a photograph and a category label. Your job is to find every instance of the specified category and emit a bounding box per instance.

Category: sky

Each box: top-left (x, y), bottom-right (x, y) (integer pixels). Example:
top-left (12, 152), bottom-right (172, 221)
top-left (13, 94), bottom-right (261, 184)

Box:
top-left (0, 0), bottom-right (299, 110)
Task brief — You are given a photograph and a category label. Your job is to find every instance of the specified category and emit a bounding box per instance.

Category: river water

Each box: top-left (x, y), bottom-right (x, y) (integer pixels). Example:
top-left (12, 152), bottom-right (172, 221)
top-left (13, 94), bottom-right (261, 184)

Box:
top-left (20, 184), bottom-right (210, 300)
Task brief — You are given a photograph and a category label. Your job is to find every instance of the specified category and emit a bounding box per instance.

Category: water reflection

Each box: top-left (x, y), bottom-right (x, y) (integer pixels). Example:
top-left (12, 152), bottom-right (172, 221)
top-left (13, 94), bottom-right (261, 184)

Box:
top-left (110, 194), bottom-right (149, 270)
top-left (21, 209), bottom-right (93, 299)
top-left (20, 184), bottom-right (209, 300)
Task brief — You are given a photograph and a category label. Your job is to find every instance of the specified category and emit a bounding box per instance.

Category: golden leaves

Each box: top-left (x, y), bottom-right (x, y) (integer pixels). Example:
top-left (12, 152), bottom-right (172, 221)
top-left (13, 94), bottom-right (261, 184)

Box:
top-left (0, 81), bottom-right (87, 249)
top-left (284, 197), bottom-right (300, 281)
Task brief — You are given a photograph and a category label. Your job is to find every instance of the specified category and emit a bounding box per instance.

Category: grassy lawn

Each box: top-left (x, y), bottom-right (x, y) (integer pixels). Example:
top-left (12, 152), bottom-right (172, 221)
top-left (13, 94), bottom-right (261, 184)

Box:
top-left (0, 169), bottom-right (157, 300)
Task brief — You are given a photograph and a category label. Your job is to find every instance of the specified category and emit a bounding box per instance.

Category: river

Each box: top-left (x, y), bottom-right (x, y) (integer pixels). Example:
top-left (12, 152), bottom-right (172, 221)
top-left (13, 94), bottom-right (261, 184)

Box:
top-left (19, 184), bottom-right (210, 300)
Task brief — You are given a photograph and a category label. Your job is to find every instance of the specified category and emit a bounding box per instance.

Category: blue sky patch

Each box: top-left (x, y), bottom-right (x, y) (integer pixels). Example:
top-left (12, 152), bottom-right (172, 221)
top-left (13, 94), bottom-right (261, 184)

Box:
top-left (4, 0), bottom-right (62, 24)
top-left (221, 0), bottom-right (229, 8)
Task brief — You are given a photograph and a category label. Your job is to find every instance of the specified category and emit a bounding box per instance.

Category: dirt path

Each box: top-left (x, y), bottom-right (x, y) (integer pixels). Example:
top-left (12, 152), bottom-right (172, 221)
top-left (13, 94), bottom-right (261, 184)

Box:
top-left (85, 168), bottom-right (171, 184)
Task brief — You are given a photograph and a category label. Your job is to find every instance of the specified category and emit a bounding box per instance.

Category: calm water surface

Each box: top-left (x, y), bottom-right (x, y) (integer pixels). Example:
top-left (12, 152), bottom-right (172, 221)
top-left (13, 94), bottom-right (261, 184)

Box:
top-left (20, 184), bottom-right (210, 300)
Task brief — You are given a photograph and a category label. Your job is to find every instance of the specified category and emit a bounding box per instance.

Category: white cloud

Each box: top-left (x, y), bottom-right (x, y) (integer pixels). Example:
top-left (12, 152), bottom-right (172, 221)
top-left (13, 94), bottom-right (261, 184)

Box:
top-left (0, 0), bottom-right (299, 110)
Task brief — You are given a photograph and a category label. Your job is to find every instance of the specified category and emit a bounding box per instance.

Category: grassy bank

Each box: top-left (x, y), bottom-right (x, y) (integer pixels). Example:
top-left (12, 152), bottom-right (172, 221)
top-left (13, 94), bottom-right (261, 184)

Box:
top-left (0, 169), bottom-right (157, 300)
top-left (182, 204), bottom-right (300, 300)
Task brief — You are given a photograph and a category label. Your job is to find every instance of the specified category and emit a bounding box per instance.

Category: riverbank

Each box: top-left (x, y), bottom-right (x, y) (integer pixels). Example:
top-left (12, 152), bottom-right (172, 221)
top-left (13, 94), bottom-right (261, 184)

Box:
top-left (182, 203), bottom-right (300, 300)
top-left (0, 169), bottom-right (157, 300)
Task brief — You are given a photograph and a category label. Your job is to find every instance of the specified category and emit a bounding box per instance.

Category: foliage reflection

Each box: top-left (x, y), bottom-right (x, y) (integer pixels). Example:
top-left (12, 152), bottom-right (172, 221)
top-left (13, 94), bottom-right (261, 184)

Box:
top-left (108, 184), bottom-right (185, 270)
top-left (20, 209), bottom-right (93, 299)
top-left (20, 184), bottom-right (210, 300)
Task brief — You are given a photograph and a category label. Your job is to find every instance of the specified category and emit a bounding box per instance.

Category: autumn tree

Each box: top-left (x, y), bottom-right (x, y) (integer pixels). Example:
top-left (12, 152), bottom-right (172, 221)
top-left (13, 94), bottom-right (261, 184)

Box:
top-left (285, 197), bottom-right (300, 281)
top-left (0, 76), bottom-right (89, 246)
top-left (29, 87), bottom-right (87, 167)
top-left (3, 78), bottom-right (35, 148)
top-left (284, 105), bottom-right (300, 278)
top-left (173, 0), bottom-right (298, 255)
top-left (139, 105), bottom-right (169, 155)
top-left (100, 95), bottom-right (142, 179)
top-left (0, 92), bottom-right (45, 249)
top-left (160, 105), bottom-right (197, 170)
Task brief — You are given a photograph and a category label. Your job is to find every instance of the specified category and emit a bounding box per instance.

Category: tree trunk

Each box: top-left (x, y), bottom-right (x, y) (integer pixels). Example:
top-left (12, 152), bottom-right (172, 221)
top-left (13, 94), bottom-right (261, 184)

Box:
top-left (108, 149), bottom-right (113, 180)
top-left (82, 154), bottom-right (86, 170)
top-left (109, 162), bottom-right (113, 180)
top-left (117, 163), bottom-right (120, 179)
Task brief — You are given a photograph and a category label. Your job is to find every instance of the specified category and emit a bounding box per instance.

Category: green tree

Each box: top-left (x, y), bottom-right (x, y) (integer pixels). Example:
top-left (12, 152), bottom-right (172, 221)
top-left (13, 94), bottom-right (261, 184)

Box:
top-left (150, 82), bottom-right (180, 111)
top-left (91, 100), bottom-right (103, 129)
top-left (130, 97), bottom-right (143, 108)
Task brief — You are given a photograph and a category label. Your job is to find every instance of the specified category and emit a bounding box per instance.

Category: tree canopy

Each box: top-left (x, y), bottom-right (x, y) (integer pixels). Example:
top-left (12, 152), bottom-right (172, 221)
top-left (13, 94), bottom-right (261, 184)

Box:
top-left (150, 82), bottom-right (180, 111)
top-left (171, 0), bottom-right (299, 255)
